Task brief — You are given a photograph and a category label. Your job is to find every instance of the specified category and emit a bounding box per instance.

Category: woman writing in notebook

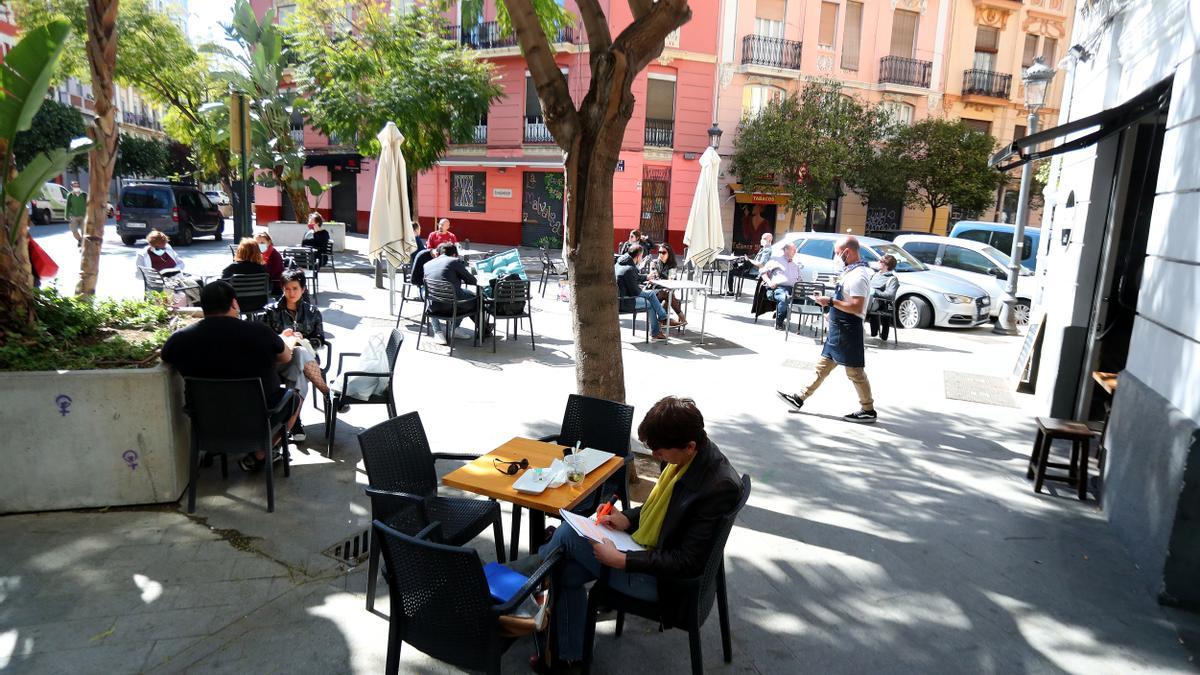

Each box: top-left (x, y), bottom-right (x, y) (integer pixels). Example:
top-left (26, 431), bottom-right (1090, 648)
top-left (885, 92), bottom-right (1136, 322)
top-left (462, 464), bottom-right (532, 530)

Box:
top-left (533, 396), bottom-right (742, 674)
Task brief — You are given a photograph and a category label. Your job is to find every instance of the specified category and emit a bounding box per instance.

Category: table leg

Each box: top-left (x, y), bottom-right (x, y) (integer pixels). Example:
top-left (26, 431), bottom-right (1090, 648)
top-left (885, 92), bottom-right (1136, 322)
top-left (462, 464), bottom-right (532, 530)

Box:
top-left (699, 290), bottom-right (709, 346)
top-left (510, 505), bottom-right (522, 562)
top-left (528, 509), bottom-right (546, 557)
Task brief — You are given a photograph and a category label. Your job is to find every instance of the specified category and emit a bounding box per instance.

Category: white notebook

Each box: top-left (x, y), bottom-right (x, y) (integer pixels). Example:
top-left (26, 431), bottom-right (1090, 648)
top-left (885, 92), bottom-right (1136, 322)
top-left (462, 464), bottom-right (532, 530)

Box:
top-left (558, 509), bottom-right (644, 552)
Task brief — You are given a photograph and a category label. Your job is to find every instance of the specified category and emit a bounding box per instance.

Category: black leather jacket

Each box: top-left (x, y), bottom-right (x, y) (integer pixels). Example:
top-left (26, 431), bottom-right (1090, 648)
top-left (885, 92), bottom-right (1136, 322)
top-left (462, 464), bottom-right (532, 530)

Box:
top-left (263, 298), bottom-right (325, 346)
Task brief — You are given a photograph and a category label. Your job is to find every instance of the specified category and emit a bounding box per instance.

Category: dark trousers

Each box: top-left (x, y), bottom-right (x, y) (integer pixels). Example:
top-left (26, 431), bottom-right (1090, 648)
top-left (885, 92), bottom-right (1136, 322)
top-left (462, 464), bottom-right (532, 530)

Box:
top-left (726, 260), bottom-right (756, 294)
top-left (868, 313), bottom-right (892, 341)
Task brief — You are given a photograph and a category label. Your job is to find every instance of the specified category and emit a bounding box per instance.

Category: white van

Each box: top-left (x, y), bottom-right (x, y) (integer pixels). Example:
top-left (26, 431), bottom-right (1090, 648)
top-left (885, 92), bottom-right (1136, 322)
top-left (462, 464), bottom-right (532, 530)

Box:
top-left (29, 182), bottom-right (69, 225)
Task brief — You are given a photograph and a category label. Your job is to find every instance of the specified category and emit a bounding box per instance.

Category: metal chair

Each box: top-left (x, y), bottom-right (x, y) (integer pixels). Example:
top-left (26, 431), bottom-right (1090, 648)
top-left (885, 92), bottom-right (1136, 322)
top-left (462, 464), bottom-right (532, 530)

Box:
top-left (617, 295), bottom-right (651, 342)
top-left (482, 278), bottom-right (535, 352)
top-left (393, 261), bottom-right (425, 325)
top-left (373, 519), bottom-right (560, 674)
top-left (139, 266), bottom-right (166, 298)
top-left (868, 296), bottom-right (900, 346)
top-left (228, 272), bottom-right (270, 318)
top-left (358, 411), bottom-right (507, 612)
top-left (182, 378), bottom-right (295, 513)
top-left (322, 240), bottom-right (340, 289)
top-left (786, 282), bottom-right (827, 341)
top-left (583, 474), bottom-right (752, 675)
top-left (418, 278), bottom-right (473, 355)
top-left (285, 246), bottom-right (320, 303)
top-left (537, 248), bottom-right (567, 298)
top-left (326, 329), bottom-right (403, 455)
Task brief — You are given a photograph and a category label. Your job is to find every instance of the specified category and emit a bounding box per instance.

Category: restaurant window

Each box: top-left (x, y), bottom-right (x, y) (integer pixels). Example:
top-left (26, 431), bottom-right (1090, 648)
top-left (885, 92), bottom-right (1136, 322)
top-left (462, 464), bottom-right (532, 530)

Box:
top-left (974, 26), bottom-right (999, 71)
top-left (818, 2), bottom-right (838, 49)
top-left (743, 84), bottom-right (785, 117)
top-left (450, 171), bottom-right (487, 213)
top-left (841, 2), bottom-right (863, 70)
top-left (889, 9), bottom-right (919, 59)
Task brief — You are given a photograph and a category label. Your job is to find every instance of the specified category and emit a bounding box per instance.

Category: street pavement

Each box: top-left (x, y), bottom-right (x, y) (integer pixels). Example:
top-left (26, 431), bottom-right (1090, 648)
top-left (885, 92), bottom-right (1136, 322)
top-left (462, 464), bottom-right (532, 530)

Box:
top-left (5, 222), bottom-right (1198, 673)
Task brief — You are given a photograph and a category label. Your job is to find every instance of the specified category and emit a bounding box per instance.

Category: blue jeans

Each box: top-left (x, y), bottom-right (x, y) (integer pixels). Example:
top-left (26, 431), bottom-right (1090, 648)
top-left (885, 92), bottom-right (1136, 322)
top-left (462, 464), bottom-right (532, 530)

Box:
top-left (539, 525), bottom-right (658, 662)
top-left (771, 286), bottom-right (793, 321)
top-left (634, 289), bottom-right (668, 335)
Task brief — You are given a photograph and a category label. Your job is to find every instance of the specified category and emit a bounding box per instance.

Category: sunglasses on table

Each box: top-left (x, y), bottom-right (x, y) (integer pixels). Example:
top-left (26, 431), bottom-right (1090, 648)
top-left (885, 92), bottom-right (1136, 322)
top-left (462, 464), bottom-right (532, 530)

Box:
top-left (494, 458), bottom-right (529, 476)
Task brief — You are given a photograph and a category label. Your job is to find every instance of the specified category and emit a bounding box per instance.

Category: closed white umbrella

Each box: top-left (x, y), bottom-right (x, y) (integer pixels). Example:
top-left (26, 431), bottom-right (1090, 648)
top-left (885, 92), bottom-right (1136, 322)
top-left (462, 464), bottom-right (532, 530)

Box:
top-left (368, 121), bottom-right (416, 269)
top-left (683, 146), bottom-right (724, 271)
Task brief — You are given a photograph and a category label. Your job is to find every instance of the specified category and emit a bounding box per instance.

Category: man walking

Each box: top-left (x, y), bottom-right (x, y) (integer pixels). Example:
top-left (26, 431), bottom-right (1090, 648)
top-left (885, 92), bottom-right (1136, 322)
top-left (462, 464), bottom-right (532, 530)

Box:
top-left (778, 236), bottom-right (877, 423)
top-left (66, 181), bottom-right (87, 247)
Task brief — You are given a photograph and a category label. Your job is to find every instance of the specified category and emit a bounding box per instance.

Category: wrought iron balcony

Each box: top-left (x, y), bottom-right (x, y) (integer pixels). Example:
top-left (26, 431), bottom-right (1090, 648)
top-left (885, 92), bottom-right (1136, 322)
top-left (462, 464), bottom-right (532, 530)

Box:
top-left (644, 118), bottom-right (674, 147)
top-left (962, 69), bottom-right (1012, 99)
top-left (472, 124), bottom-right (487, 144)
top-left (879, 56), bottom-right (932, 88)
top-left (524, 116), bottom-right (554, 143)
top-left (446, 22), bottom-right (574, 50)
top-left (741, 35), bottom-right (802, 70)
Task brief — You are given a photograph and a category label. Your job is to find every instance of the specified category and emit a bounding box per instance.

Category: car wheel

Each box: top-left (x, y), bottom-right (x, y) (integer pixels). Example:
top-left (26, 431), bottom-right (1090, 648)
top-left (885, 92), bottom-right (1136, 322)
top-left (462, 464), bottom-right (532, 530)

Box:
top-left (1014, 300), bottom-right (1032, 327)
top-left (31, 208), bottom-right (47, 225)
top-left (173, 225), bottom-right (194, 247)
top-left (897, 295), bottom-right (932, 329)
top-left (121, 235), bottom-right (139, 246)
top-left (212, 227), bottom-right (222, 241)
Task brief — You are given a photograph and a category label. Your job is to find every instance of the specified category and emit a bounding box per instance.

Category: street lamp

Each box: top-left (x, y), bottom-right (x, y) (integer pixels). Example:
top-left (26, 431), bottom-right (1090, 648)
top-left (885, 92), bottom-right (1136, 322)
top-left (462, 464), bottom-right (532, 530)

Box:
top-left (707, 122), bottom-right (723, 149)
top-left (995, 56), bottom-right (1055, 334)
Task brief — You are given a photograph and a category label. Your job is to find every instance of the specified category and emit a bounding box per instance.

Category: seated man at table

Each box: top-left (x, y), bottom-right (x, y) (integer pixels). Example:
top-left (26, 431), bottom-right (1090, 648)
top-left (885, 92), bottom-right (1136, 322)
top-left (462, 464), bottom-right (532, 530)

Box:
top-left (161, 281), bottom-right (301, 471)
top-left (725, 232), bottom-right (773, 294)
top-left (422, 242), bottom-right (489, 340)
top-left (761, 242), bottom-right (803, 330)
top-left (615, 244), bottom-right (668, 340)
top-left (534, 396), bottom-right (742, 673)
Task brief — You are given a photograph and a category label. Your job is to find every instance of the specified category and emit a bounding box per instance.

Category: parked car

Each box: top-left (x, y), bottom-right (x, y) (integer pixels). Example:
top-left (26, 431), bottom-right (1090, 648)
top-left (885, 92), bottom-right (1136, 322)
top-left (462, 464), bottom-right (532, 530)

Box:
top-left (204, 190), bottom-right (230, 206)
top-left (28, 182), bottom-right (69, 225)
top-left (115, 182), bottom-right (223, 246)
top-left (772, 232), bottom-right (992, 329)
top-left (949, 220), bottom-right (1042, 270)
top-left (895, 234), bottom-right (1035, 325)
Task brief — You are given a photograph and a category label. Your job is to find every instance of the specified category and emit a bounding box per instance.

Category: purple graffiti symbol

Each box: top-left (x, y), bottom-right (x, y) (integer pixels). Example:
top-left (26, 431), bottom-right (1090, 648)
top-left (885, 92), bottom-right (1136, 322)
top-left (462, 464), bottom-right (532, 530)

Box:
top-left (122, 450), bottom-right (139, 470)
top-left (54, 394), bottom-right (72, 416)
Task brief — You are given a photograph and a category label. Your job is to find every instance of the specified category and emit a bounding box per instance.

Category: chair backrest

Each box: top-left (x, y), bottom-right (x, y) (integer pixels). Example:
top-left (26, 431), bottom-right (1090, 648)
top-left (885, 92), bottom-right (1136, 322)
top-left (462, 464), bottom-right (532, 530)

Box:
top-left (492, 278), bottom-right (529, 305)
top-left (356, 411), bottom-right (439, 496)
top-left (287, 247), bottom-right (316, 270)
top-left (424, 278), bottom-right (460, 306)
top-left (140, 266), bottom-right (165, 293)
top-left (384, 329), bottom-right (403, 373)
top-left (227, 244), bottom-right (237, 257)
top-left (792, 282), bottom-right (824, 305)
top-left (373, 519), bottom-right (496, 672)
top-left (692, 474), bottom-right (752, 624)
top-left (556, 394), bottom-right (635, 458)
top-left (184, 378), bottom-right (271, 452)
top-left (228, 272), bottom-right (270, 309)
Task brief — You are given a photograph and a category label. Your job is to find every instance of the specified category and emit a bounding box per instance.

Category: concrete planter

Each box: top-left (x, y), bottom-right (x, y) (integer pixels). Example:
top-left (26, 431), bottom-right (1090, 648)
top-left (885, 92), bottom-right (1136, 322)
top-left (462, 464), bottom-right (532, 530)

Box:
top-left (0, 364), bottom-right (190, 514)
top-left (265, 220), bottom-right (346, 251)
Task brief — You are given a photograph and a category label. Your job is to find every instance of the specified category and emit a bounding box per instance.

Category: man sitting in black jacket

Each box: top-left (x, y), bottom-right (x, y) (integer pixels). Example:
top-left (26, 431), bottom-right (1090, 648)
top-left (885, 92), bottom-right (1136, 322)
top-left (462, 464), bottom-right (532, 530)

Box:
top-left (615, 244), bottom-right (668, 340)
top-left (421, 243), bottom-right (489, 341)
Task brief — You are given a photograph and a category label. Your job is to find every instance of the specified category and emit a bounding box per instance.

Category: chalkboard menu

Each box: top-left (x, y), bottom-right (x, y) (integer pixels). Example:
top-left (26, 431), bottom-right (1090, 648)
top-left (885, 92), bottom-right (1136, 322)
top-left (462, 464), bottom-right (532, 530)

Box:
top-left (450, 171), bottom-right (487, 213)
top-left (521, 171), bottom-right (565, 248)
top-left (865, 196), bottom-right (903, 233)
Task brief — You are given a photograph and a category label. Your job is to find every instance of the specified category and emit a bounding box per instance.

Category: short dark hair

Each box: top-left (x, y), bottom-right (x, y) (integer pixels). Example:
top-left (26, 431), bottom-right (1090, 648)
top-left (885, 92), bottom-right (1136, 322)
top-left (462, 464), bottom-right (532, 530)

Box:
top-left (880, 254), bottom-right (897, 271)
top-left (638, 396), bottom-right (708, 450)
top-left (437, 242), bottom-right (458, 257)
top-left (625, 243), bottom-right (643, 260)
top-left (200, 280), bottom-right (237, 316)
top-left (281, 268), bottom-right (306, 288)
top-left (629, 229), bottom-right (641, 238)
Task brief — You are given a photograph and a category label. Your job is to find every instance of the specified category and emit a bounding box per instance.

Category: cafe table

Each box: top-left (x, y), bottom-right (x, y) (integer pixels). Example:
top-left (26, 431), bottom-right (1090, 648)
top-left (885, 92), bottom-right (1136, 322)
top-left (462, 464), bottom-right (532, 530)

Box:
top-left (442, 436), bottom-right (624, 560)
top-left (650, 278), bottom-right (713, 345)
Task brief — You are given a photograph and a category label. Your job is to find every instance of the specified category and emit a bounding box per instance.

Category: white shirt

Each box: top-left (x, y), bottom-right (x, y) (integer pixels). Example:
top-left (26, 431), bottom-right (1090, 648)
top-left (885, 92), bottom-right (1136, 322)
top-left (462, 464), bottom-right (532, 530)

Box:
top-left (135, 244), bottom-right (185, 278)
top-left (840, 264), bottom-right (873, 319)
top-left (762, 255), bottom-right (803, 287)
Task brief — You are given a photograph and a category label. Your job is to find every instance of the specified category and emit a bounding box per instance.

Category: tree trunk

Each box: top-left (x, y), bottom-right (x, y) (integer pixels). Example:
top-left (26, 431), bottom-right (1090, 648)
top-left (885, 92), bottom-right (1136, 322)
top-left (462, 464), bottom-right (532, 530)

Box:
top-left (286, 183), bottom-right (310, 223)
top-left (76, 0), bottom-right (119, 297)
top-left (0, 171), bottom-right (36, 334)
top-left (928, 204), bottom-right (938, 233)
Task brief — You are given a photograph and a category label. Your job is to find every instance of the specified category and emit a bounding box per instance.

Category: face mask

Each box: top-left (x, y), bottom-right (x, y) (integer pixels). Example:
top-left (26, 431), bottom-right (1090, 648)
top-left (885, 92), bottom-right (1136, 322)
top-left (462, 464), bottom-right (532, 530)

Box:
top-left (72, 188), bottom-right (81, 194)
top-left (151, 247), bottom-right (166, 256)
top-left (258, 243), bottom-right (269, 253)
top-left (834, 254), bottom-right (846, 272)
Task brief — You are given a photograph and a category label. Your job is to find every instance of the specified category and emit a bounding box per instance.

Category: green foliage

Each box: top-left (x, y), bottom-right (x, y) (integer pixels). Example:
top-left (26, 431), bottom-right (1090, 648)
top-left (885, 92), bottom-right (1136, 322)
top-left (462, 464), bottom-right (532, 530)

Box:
top-left (0, 287), bottom-right (174, 371)
top-left (459, 0), bottom-right (573, 56)
top-left (114, 135), bottom-right (169, 178)
top-left (166, 140), bottom-right (198, 179)
top-left (12, 99), bottom-right (87, 170)
top-left (286, 0), bottom-right (503, 172)
top-left (731, 81), bottom-right (891, 222)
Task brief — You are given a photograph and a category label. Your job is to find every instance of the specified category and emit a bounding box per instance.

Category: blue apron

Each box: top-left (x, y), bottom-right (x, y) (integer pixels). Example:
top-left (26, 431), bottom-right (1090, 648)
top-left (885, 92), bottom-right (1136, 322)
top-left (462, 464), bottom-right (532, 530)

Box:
top-left (820, 262), bottom-right (870, 368)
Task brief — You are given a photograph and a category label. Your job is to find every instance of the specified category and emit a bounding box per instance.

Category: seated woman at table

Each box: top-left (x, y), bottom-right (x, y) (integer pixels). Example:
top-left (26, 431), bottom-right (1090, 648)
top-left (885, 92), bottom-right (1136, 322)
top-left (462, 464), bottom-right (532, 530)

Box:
top-left (254, 231), bottom-right (285, 292)
top-left (134, 230), bottom-right (186, 278)
top-left (534, 396), bottom-right (741, 673)
top-left (263, 269), bottom-right (330, 401)
top-left (302, 212), bottom-right (330, 267)
top-left (646, 243), bottom-right (686, 326)
top-left (221, 238), bottom-right (269, 279)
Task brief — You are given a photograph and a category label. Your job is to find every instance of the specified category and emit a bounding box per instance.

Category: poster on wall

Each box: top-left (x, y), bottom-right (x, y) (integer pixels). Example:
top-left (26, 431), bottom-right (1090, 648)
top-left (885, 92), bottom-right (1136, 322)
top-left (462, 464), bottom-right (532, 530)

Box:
top-left (521, 171), bottom-right (565, 248)
top-left (731, 202), bottom-right (777, 255)
top-left (450, 171), bottom-right (487, 213)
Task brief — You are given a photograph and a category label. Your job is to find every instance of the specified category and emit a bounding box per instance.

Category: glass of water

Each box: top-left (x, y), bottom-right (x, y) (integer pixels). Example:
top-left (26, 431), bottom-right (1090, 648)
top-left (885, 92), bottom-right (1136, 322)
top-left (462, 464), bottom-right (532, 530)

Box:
top-left (566, 454), bottom-right (585, 487)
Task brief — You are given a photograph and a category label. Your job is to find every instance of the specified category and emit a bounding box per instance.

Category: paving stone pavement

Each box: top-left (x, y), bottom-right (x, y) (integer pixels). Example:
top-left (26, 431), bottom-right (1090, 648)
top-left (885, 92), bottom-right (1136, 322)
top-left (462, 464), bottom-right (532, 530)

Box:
top-left (5, 226), bottom-right (1199, 673)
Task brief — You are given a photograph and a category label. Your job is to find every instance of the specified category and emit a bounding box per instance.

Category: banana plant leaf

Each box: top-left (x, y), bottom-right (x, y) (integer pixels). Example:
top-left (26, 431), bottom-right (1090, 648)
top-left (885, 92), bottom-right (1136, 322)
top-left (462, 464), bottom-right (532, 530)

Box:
top-left (0, 20), bottom-right (72, 143)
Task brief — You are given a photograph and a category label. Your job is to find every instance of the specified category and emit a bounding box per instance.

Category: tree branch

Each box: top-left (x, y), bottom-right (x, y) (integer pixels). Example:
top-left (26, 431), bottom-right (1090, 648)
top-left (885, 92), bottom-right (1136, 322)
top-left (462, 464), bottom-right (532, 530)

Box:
top-left (612, 0), bottom-right (690, 73)
top-left (628, 0), bottom-right (651, 21)
top-left (576, 0), bottom-right (611, 52)
top-left (500, 0), bottom-right (579, 147)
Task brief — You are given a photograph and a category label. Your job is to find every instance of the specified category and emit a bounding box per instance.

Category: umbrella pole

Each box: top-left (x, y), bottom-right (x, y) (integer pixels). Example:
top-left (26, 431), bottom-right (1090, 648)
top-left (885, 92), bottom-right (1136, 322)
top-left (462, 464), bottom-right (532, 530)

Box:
top-left (388, 259), bottom-right (396, 316)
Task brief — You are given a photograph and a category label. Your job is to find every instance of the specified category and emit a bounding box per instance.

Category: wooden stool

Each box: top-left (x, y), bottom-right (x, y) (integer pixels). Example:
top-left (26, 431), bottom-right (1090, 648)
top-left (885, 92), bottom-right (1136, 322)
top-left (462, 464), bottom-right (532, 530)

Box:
top-left (1026, 417), bottom-right (1101, 500)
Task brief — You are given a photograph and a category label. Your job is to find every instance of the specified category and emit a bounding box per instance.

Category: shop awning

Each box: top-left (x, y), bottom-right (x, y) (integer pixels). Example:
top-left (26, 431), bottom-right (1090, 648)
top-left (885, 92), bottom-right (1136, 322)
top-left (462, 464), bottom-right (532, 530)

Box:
top-left (990, 76), bottom-right (1172, 171)
top-left (727, 183), bottom-right (791, 205)
top-left (304, 152), bottom-right (363, 173)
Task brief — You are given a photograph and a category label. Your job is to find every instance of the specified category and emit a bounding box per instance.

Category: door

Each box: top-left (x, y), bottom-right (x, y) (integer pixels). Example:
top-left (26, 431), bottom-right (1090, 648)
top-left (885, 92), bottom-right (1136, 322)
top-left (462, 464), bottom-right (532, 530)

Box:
top-left (521, 171), bottom-right (566, 248)
top-left (331, 168), bottom-right (359, 232)
top-left (639, 166), bottom-right (670, 243)
top-left (939, 243), bottom-right (1005, 307)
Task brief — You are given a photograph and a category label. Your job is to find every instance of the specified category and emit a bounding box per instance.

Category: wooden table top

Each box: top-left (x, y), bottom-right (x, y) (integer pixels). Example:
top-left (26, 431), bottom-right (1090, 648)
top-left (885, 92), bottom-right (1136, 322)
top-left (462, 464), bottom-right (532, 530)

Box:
top-left (1093, 370), bottom-right (1119, 395)
top-left (442, 437), bottom-right (624, 514)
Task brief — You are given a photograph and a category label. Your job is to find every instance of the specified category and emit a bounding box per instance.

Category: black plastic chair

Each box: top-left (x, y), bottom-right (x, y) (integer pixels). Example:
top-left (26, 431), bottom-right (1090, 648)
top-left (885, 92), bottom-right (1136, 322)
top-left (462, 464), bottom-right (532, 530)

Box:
top-left (182, 378), bottom-right (295, 513)
top-left (418, 278), bottom-right (473, 355)
top-left (326, 329), bottom-right (403, 455)
top-left (394, 262), bottom-right (423, 323)
top-left (483, 278), bottom-right (535, 352)
top-left (749, 279), bottom-right (775, 323)
top-left (285, 247), bottom-right (320, 303)
top-left (537, 248), bottom-right (567, 298)
top-left (322, 240), bottom-right (340, 289)
top-left (583, 474), bottom-right (752, 675)
top-left (617, 296), bottom-right (651, 342)
top-left (868, 296), bottom-right (900, 346)
top-left (359, 411), bottom-right (507, 611)
top-left (228, 272), bottom-right (270, 318)
top-left (786, 282), bottom-right (827, 341)
top-left (139, 266), bottom-right (166, 298)
top-left (373, 519), bottom-right (560, 675)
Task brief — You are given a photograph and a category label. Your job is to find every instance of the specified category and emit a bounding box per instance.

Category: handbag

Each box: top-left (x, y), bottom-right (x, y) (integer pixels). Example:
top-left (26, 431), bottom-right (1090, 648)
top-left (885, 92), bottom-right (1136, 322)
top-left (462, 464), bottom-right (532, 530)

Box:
top-left (28, 239), bottom-right (58, 280)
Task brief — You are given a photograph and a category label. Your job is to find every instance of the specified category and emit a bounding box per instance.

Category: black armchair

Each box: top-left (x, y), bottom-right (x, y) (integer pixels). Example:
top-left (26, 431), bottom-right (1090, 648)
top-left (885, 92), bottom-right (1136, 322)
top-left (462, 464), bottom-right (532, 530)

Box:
top-left (358, 411), bottom-right (506, 612)
top-left (616, 296), bottom-right (651, 342)
top-left (537, 247), bottom-right (567, 298)
top-left (374, 519), bottom-right (559, 675)
top-left (325, 329), bottom-right (402, 455)
top-left (418, 278), bottom-right (473, 355)
top-left (183, 378), bottom-right (295, 513)
top-left (482, 278), bottom-right (535, 352)
top-left (785, 281), bottom-right (827, 341)
top-left (228, 272), bottom-right (271, 318)
top-left (583, 474), bottom-right (752, 675)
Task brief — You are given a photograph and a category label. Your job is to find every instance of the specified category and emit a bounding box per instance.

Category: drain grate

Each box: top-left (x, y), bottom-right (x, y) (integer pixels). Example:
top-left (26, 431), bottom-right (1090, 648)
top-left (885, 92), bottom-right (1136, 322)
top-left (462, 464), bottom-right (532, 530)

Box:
top-left (322, 528), bottom-right (372, 567)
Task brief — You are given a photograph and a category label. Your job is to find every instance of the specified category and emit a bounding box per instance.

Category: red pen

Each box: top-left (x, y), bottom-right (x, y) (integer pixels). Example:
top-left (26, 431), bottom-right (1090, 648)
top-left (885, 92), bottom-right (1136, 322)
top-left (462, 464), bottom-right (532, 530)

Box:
top-left (596, 493), bottom-right (619, 521)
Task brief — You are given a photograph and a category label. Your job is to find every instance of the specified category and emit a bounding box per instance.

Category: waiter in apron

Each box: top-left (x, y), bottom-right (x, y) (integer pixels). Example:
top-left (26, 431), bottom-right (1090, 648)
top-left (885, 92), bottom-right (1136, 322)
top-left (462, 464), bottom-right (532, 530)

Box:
top-left (778, 235), bottom-right (878, 424)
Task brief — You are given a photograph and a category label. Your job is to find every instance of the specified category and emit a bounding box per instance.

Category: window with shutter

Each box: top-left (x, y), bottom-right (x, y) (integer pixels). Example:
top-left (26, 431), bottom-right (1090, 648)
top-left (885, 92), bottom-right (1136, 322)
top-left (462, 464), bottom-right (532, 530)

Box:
top-left (755, 17), bottom-right (784, 39)
top-left (1022, 34), bottom-right (1039, 68)
top-left (962, 118), bottom-right (992, 135)
top-left (818, 2), bottom-right (838, 49)
top-left (889, 10), bottom-right (919, 59)
top-left (1014, 124), bottom-right (1026, 140)
top-left (1041, 37), bottom-right (1058, 64)
top-left (842, 2), bottom-right (864, 70)
top-left (974, 27), bottom-right (999, 70)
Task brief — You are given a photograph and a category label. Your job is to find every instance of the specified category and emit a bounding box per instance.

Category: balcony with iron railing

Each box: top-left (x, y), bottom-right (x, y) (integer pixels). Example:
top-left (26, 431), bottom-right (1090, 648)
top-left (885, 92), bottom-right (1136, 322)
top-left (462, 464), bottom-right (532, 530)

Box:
top-left (879, 56), bottom-right (932, 88)
top-left (741, 35), bottom-right (802, 71)
top-left (644, 118), bottom-right (674, 147)
top-left (446, 22), bottom-right (574, 50)
top-left (472, 123), bottom-right (487, 144)
top-left (524, 116), bottom-right (554, 143)
top-left (962, 69), bottom-right (1012, 100)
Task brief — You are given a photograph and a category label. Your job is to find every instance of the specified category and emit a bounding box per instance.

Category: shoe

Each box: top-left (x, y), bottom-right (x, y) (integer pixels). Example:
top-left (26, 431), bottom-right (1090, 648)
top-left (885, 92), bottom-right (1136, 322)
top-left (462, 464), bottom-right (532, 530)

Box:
top-left (338, 404), bottom-right (351, 413)
top-left (543, 526), bottom-right (557, 544)
top-left (843, 409), bottom-right (877, 424)
top-left (453, 327), bottom-right (473, 340)
top-left (291, 424), bottom-right (306, 442)
top-left (434, 332), bottom-right (448, 345)
top-left (239, 452), bottom-right (266, 472)
top-left (529, 654), bottom-right (581, 675)
top-left (775, 319), bottom-right (786, 331)
top-left (651, 332), bottom-right (668, 340)
top-left (777, 391), bottom-right (804, 411)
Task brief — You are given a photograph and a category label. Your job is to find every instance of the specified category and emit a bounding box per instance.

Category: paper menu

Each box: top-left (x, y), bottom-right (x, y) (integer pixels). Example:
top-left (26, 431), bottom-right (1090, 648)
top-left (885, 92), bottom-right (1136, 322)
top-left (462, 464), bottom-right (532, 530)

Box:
top-left (558, 509), bottom-right (645, 552)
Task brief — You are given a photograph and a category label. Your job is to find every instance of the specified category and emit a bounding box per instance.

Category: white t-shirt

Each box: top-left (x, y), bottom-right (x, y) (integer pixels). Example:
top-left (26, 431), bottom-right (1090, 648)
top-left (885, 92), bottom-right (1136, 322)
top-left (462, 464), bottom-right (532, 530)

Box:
top-left (840, 265), bottom-right (873, 319)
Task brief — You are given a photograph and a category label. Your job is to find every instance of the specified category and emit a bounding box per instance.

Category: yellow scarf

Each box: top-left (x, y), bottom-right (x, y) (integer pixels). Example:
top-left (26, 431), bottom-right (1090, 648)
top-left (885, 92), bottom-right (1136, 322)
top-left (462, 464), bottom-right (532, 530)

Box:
top-left (632, 458), bottom-right (693, 548)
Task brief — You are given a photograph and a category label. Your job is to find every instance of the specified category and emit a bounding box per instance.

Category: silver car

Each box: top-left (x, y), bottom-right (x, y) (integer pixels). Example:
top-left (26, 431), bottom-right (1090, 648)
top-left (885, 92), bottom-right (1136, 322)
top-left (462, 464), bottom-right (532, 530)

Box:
top-left (772, 232), bottom-right (992, 329)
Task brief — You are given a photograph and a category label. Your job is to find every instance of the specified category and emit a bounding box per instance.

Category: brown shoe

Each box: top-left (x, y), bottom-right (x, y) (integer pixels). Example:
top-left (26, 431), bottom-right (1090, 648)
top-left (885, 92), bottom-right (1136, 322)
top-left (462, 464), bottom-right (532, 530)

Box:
top-left (651, 332), bottom-right (668, 340)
